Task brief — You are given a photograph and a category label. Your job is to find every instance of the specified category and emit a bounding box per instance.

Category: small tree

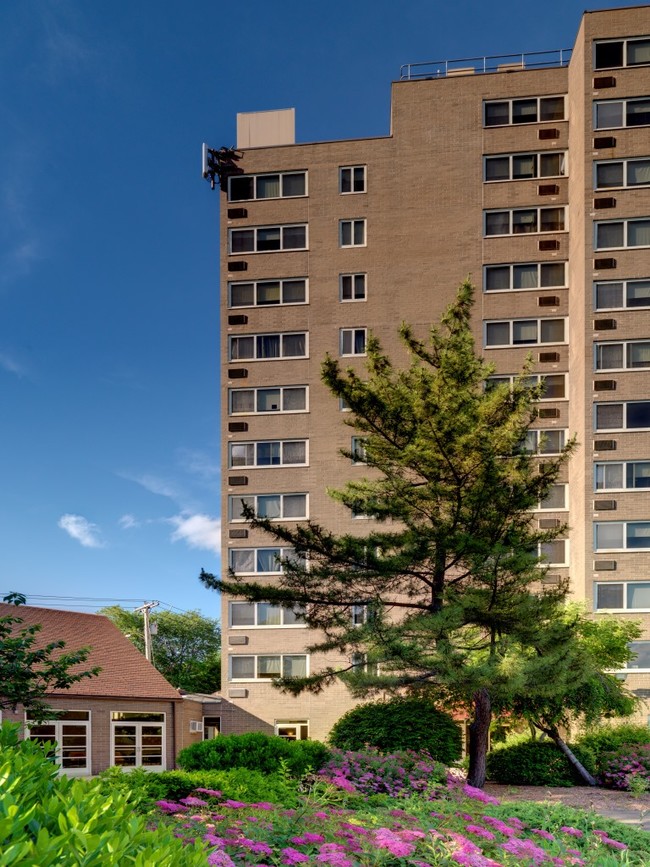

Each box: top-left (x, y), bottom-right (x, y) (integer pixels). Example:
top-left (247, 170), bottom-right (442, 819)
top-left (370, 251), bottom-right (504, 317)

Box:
top-left (101, 606), bottom-right (221, 693)
top-left (202, 282), bottom-right (579, 787)
top-left (0, 593), bottom-right (100, 723)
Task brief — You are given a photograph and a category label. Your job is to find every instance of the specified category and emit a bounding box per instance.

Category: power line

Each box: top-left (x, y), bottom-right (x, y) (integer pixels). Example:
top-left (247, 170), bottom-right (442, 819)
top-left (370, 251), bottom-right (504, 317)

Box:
top-left (0, 592), bottom-right (207, 616)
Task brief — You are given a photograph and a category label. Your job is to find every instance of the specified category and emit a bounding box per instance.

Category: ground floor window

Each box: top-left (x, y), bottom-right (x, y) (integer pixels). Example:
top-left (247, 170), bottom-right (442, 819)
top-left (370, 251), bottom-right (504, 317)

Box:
top-left (203, 716), bottom-right (221, 739)
top-left (27, 710), bottom-right (91, 776)
top-left (275, 720), bottom-right (309, 741)
top-left (111, 711), bottom-right (165, 771)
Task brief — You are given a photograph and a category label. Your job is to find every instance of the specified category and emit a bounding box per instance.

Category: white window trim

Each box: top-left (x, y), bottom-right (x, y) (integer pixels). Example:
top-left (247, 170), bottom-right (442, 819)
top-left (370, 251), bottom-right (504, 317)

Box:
top-left (351, 437), bottom-right (368, 465)
top-left (484, 151), bottom-right (567, 183)
top-left (228, 224), bottom-right (308, 255)
top-left (339, 273), bottom-right (367, 302)
top-left (594, 278), bottom-right (650, 311)
top-left (594, 460), bottom-right (650, 492)
top-left (484, 207), bottom-right (567, 237)
top-left (594, 97), bottom-right (650, 130)
top-left (594, 581), bottom-right (650, 613)
top-left (227, 171), bottom-right (308, 202)
top-left (594, 401), bottom-right (650, 432)
top-left (229, 600), bottom-right (307, 628)
top-left (523, 429), bottom-right (568, 455)
top-left (339, 165), bottom-right (367, 194)
top-left (229, 654), bottom-right (310, 682)
top-left (594, 157), bottom-right (650, 191)
top-left (228, 278), bottom-right (308, 309)
top-left (594, 521), bottom-right (650, 552)
top-left (229, 386), bottom-right (309, 417)
top-left (339, 219), bottom-right (367, 248)
top-left (340, 328), bottom-right (367, 357)
top-left (484, 318), bottom-right (567, 349)
top-left (26, 712), bottom-right (92, 777)
top-left (229, 547), bottom-right (295, 577)
top-left (594, 37), bottom-right (650, 70)
top-left (228, 439), bottom-right (309, 469)
top-left (487, 373), bottom-right (568, 401)
top-left (228, 332), bottom-right (309, 362)
top-left (228, 493), bottom-right (309, 523)
top-left (110, 712), bottom-right (166, 772)
top-left (537, 484), bottom-right (568, 511)
top-left (483, 95), bottom-right (566, 127)
top-left (539, 539), bottom-right (569, 567)
top-left (275, 720), bottom-right (310, 740)
top-left (595, 218), bottom-right (650, 251)
top-left (594, 339), bottom-right (650, 372)
top-left (484, 262), bottom-right (567, 293)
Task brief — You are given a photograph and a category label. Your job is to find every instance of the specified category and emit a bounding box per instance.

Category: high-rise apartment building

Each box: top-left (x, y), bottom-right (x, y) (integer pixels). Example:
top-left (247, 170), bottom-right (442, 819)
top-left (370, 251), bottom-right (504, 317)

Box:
top-left (218, 5), bottom-right (650, 741)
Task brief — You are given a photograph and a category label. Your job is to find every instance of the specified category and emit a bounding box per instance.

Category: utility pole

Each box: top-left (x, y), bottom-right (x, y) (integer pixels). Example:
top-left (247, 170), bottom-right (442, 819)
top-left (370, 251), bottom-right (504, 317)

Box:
top-left (134, 601), bottom-right (159, 662)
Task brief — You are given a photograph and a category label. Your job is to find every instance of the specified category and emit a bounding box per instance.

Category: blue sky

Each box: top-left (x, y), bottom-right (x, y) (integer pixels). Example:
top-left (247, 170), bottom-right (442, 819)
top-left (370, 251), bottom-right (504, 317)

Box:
top-left (0, 0), bottom-right (636, 618)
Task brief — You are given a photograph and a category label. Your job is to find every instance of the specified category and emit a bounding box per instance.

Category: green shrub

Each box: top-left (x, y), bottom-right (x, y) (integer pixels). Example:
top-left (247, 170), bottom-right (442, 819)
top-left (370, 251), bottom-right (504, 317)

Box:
top-left (576, 723), bottom-right (650, 769)
top-left (328, 697), bottom-right (462, 764)
top-left (0, 722), bottom-right (207, 865)
top-left (486, 740), bottom-right (594, 787)
top-left (144, 767), bottom-right (300, 806)
top-left (177, 731), bottom-right (330, 777)
top-left (598, 743), bottom-right (650, 791)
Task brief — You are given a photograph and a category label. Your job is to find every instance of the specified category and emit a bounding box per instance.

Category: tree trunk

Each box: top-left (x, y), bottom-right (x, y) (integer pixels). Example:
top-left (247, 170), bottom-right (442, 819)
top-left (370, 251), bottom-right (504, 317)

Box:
top-left (467, 687), bottom-right (491, 788)
top-left (538, 724), bottom-right (597, 787)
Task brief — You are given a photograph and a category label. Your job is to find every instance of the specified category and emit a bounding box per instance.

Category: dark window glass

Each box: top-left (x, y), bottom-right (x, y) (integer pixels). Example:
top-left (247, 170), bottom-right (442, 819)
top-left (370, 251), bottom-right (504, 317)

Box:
top-left (485, 102), bottom-right (509, 126)
top-left (512, 99), bottom-right (537, 123)
top-left (229, 177), bottom-right (255, 201)
top-left (595, 41), bottom-right (623, 69)
top-left (540, 97), bottom-right (565, 121)
top-left (627, 402), bottom-right (650, 428)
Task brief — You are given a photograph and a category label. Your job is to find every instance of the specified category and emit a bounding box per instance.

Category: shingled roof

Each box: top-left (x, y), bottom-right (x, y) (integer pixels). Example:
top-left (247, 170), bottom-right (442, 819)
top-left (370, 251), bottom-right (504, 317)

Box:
top-left (0, 603), bottom-right (181, 701)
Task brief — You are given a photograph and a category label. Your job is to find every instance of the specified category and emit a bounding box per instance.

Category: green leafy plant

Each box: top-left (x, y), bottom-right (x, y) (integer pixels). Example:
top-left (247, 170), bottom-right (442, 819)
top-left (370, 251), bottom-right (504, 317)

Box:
top-left (486, 740), bottom-right (594, 787)
top-left (144, 767), bottom-right (300, 806)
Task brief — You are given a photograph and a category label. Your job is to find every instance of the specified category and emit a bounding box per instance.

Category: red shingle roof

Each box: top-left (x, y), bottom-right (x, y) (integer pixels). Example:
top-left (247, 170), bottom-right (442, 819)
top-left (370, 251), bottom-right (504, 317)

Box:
top-left (0, 603), bottom-right (181, 700)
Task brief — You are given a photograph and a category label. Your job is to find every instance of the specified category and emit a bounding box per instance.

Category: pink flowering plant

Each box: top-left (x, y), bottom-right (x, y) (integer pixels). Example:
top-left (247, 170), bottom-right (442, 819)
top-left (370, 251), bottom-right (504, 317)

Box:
top-left (317, 748), bottom-right (447, 798)
top-left (599, 744), bottom-right (650, 792)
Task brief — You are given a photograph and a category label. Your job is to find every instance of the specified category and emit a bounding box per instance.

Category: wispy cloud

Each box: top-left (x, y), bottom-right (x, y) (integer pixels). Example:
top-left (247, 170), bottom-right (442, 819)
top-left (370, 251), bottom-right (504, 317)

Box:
top-left (121, 472), bottom-right (186, 503)
top-left (176, 448), bottom-right (220, 483)
top-left (118, 513), bottom-right (139, 530)
top-left (168, 514), bottom-right (220, 555)
top-left (58, 514), bottom-right (105, 548)
top-left (0, 352), bottom-right (27, 378)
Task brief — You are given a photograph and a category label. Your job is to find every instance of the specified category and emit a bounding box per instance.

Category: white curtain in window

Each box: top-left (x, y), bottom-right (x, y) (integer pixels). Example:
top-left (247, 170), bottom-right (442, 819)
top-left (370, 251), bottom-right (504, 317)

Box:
top-left (230, 603), bottom-right (256, 626)
top-left (256, 175), bottom-right (280, 198)
top-left (513, 320), bottom-right (538, 343)
top-left (283, 495), bottom-right (306, 518)
top-left (257, 656), bottom-right (282, 678)
top-left (283, 656), bottom-right (307, 678)
top-left (282, 388), bottom-right (306, 411)
top-left (595, 522), bottom-right (624, 550)
top-left (514, 265), bottom-right (538, 289)
top-left (256, 549), bottom-right (281, 572)
top-left (230, 549), bottom-right (255, 573)
top-left (257, 496), bottom-right (281, 518)
top-left (257, 604), bottom-right (282, 626)
top-left (282, 334), bottom-right (306, 357)
top-left (627, 160), bottom-right (650, 185)
top-left (628, 583), bottom-right (650, 609)
top-left (282, 441), bottom-right (306, 464)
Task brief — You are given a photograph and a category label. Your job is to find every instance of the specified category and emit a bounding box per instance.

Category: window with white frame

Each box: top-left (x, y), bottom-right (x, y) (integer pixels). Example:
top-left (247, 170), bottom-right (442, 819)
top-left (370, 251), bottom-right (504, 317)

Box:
top-left (595, 38), bottom-right (650, 69)
top-left (594, 521), bottom-right (650, 551)
top-left (229, 332), bottom-right (307, 361)
top-left (340, 166), bottom-right (366, 194)
top-left (229, 225), bottom-right (307, 254)
top-left (229, 493), bottom-right (308, 522)
top-left (351, 437), bottom-right (367, 464)
top-left (595, 158), bottom-right (650, 190)
top-left (487, 373), bottom-right (566, 400)
top-left (339, 397), bottom-right (352, 412)
top-left (595, 581), bottom-right (650, 611)
top-left (595, 401), bottom-right (650, 430)
top-left (485, 207), bottom-right (565, 236)
top-left (111, 711), bottom-right (165, 771)
top-left (230, 601), bottom-right (306, 627)
top-left (619, 641), bottom-right (650, 671)
top-left (595, 279), bottom-right (650, 310)
top-left (229, 278), bottom-right (307, 308)
top-left (27, 711), bottom-right (91, 776)
top-left (595, 340), bottom-right (650, 371)
top-left (595, 461), bottom-right (650, 491)
top-left (340, 273), bottom-right (367, 301)
top-left (229, 440), bottom-right (308, 468)
top-left (229, 386), bottom-right (308, 416)
top-left (595, 218), bottom-right (650, 250)
top-left (340, 328), bottom-right (367, 356)
top-left (350, 652), bottom-right (379, 675)
top-left (484, 151), bottom-right (566, 182)
top-left (522, 429), bottom-right (567, 454)
top-left (538, 484), bottom-right (567, 510)
top-left (340, 219), bottom-right (366, 247)
top-left (539, 539), bottom-right (568, 566)
top-left (594, 98), bottom-right (650, 129)
top-left (485, 318), bottom-right (566, 348)
top-left (275, 720), bottom-right (309, 740)
top-left (351, 604), bottom-right (369, 626)
top-left (228, 171), bottom-right (307, 201)
top-left (229, 547), bottom-right (302, 576)
top-left (229, 654), bottom-right (308, 681)
top-left (484, 262), bottom-right (566, 292)
top-left (484, 96), bottom-right (565, 127)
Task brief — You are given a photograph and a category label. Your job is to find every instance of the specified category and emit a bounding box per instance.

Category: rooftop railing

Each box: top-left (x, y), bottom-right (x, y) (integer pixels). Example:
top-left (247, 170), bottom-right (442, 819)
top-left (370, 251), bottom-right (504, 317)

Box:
top-left (399, 49), bottom-right (572, 81)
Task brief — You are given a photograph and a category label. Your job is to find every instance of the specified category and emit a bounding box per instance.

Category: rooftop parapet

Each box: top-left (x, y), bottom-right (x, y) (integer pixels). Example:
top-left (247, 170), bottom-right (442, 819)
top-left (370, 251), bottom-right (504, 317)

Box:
top-left (399, 49), bottom-right (572, 80)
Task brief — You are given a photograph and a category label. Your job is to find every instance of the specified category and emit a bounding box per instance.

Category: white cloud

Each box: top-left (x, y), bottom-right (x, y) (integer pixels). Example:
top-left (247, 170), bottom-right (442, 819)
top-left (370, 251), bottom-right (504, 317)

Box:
top-left (58, 514), bottom-right (105, 548)
top-left (122, 472), bottom-right (184, 502)
top-left (169, 514), bottom-right (220, 555)
top-left (177, 448), bottom-right (220, 482)
top-left (118, 513), bottom-right (139, 530)
top-left (0, 352), bottom-right (27, 378)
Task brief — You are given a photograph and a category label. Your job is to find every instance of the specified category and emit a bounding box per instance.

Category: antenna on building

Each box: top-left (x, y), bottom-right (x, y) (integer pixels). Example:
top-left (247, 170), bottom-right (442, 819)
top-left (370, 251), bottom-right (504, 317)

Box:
top-left (202, 143), bottom-right (243, 190)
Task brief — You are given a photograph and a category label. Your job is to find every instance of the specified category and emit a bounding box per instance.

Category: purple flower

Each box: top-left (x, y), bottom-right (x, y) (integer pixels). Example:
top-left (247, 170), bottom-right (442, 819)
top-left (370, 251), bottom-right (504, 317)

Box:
top-left (281, 849), bottom-right (310, 865)
top-left (207, 851), bottom-right (236, 867)
top-left (155, 800), bottom-right (188, 813)
top-left (465, 824), bottom-right (496, 841)
top-left (180, 796), bottom-right (208, 807)
top-left (560, 826), bottom-right (584, 838)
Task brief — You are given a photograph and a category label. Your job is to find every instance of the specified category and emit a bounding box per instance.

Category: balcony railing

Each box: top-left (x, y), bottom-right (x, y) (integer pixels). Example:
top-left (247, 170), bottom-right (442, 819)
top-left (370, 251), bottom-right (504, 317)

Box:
top-left (399, 49), bottom-right (572, 81)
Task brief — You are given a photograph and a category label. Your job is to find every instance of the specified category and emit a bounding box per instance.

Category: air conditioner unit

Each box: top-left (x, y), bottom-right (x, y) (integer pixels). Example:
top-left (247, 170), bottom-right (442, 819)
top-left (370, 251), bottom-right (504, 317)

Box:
top-left (189, 720), bottom-right (204, 734)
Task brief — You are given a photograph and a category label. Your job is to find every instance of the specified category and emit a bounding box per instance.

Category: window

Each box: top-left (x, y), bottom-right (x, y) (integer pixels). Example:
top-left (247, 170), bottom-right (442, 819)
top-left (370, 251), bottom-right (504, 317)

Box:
top-left (340, 220), bottom-right (366, 247)
top-left (594, 98), bottom-right (650, 129)
top-left (229, 278), bottom-right (307, 308)
top-left (484, 151), bottom-right (566, 182)
top-left (538, 484), bottom-right (567, 510)
top-left (595, 340), bottom-right (650, 371)
top-left (351, 437), bottom-right (367, 464)
top-left (230, 654), bottom-right (308, 681)
top-left (595, 461), bottom-right (650, 491)
top-left (275, 720), bottom-right (309, 740)
top-left (595, 279), bottom-right (650, 310)
top-left (595, 521), bottom-right (650, 550)
top-left (229, 224), bottom-right (307, 254)
top-left (487, 373), bottom-right (566, 400)
top-left (111, 711), bottom-right (165, 771)
top-left (484, 96), bottom-right (565, 127)
top-left (340, 328), bottom-right (367, 356)
top-left (229, 547), bottom-right (302, 575)
top-left (229, 386), bottom-right (308, 416)
top-left (229, 332), bottom-right (307, 361)
top-left (229, 493), bottom-right (308, 522)
top-left (595, 38), bottom-right (650, 69)
top-left (228, 171), bottom-right (307, 201)
top-left (595, 401), bottom-right (650, 430)
top-left (595, 218), bottom-right (650, 250)
top-left (27, 711), bottom-right (90, 777)
top-left (230, 601), bottom-right (306, 627)
top-left (350, 652), bottom-right (379, 675)
top-left (229, 440), bottom-right (307, 468)
top-left (620, 641), bottom-right (650, 671)
top-left (485, 318), bottom-right (566, 348)
top-left (203, 716), bottom-right (221, 740)
top-left (539, 539), bottom-right (567, 566)
top-left (484, 262), bottom-right (566, 293)
top-left (351, 604), bottom-right (369, 626)
top-left (485, 207), bottom-right (565, 236)
top-left (522, 429), bottom-right (567, 454)
top-left (595, 158), bottom-right (650, 190)
top-left (340, 166), bottom-right (366, 193)
top-left (340, 273), bottom-right (367, 301)
top-left (595, 582), bottom-right (650, 612)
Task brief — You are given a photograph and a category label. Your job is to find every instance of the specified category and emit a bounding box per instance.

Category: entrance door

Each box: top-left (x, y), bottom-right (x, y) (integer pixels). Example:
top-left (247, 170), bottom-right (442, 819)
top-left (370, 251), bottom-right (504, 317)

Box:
top-left (27, 711), bottom-right (91, 776)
